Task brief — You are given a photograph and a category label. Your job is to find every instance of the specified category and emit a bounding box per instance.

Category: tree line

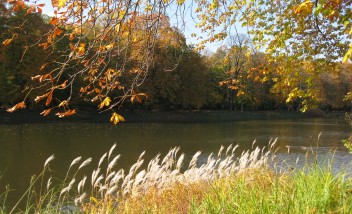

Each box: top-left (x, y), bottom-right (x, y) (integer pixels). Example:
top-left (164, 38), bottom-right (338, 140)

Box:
top-left (1, 4), bottom-right (351, 115)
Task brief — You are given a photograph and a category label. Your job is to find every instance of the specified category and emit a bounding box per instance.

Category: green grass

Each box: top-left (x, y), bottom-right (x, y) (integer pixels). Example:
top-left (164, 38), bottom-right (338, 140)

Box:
top-left (119, 167), bottom-right (352, 214)
top-left (189, 167), bottom-right (352, 214)
top-left (1, 143), bottom-right (352, 213)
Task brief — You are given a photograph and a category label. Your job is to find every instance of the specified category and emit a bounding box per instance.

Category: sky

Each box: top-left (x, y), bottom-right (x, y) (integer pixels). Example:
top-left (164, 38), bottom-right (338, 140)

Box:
top-left (40, 0), bottom-right (248, 53)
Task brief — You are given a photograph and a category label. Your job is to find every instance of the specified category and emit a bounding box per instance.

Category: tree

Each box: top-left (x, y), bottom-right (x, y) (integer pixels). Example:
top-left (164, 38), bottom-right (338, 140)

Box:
top-left (141, 26), bottom-right (208, 110)
top-left (0, 5), bottom-right (51, 107)
top-left (203, 47), bottom-right (229, 109)
top-left (3, 0), bottom-right (352, 122)
top-left (4, 0), bottom-right (185, 122)
top-left (194, 0), bottom-right (351, 111)
top-left (219, 34), bottom-right (252, 111)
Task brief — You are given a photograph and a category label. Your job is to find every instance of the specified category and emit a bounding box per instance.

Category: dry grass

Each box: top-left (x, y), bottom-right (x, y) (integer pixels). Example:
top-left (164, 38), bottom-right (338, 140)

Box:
top-left (77, 141), bottom-right (273, 213)
top-left (4, 138), bottom-right (352, 213)
top-left (2, 140), bottom-right (275, 213)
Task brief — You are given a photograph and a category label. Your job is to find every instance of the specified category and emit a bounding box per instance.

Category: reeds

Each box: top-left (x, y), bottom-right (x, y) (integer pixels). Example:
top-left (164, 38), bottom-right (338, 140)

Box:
top-left (2, 139), bottom-right (352, 213)
top-left (1, 141), bottom-right (273, 213)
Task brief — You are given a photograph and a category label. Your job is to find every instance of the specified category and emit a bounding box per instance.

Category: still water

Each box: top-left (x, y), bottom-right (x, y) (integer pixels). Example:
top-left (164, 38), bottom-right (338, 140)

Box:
top-left (0, 118), bottom-right (351, 201)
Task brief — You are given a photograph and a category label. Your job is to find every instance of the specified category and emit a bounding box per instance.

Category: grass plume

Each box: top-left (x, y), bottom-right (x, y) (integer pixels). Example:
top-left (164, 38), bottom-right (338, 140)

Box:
top-left (1, 139), bottom-right (352, 213)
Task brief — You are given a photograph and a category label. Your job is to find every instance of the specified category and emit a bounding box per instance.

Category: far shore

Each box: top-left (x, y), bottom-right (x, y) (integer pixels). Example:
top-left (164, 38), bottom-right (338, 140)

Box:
top-left (0, 109), bottom-right (347, 124)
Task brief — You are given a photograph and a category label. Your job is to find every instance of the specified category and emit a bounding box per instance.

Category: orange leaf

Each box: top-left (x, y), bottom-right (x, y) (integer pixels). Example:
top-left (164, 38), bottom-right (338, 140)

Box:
top-left (69, 33), bottom-right (75, 41)
top-left (13, 4), bottom-right (19, 12)
top-left (34, 92), bottom-right (50, 103)
top-left (49, 17), bottom-right (59, 25)
top-left (46, 90), bottom-right (54, 106)
top-left (80, 87), bottom-right (86, 93)
top-left (37, 7), bottom-right (42, 14)
top-left (2, 39), bottom-right (13, 46)
top-left (57, 80), bottom-right (68, 89)
top-left (40, 109), bottom-right (52, 116)
top-left (7, 101), bottom-right (26, 113)
top-left (12, 1), bottom-right (24, 12)
top-left (31, 75), bottom-right (42, 81)
top-left (40, 64), bottom-right (47, 70)
top-left (55, 109), bottom-right (76, 118)
top-left (51, 0), bottom-right (58, 7)
top-left (131, 93), bottom-right (147, 103)
top-left (53, 27), bottom-right (63, 36)
top-left (26, 6), bottom-right (35, 14)
top-left (31, 73), bottom-right (51, 83)
top-left (32, 73), bottom-right (52, 83)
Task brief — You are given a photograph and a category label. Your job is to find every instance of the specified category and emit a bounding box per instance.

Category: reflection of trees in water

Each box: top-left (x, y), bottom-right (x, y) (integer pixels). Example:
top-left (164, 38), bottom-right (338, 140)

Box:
top-left (0, 119), bottom-right (350, 204)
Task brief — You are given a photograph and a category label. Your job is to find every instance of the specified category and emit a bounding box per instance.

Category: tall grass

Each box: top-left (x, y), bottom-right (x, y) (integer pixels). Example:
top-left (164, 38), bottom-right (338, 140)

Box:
top-left (1, 139), bottom-right (352, 213)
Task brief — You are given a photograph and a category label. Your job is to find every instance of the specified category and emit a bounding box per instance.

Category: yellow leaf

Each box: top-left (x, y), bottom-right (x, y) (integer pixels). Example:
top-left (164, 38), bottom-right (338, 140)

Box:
top-left (58, 100), bottom-right (68, 107)
top-left (115, 24), bottom-right (120, 33)
top-left (209, 2), bottom-right (217, 10)
top-left (77, 46), bottom-right (85, 55)
top-left (343, 49), bottom-right (351, 63)
top-left (145, 5), bottom-right (152, 11)
top-left (293, 0), bottom-right (313, 16)
top-left (177, 0), bottom-right (185, 5)
top-left (98, 97), bottom-right (111, 109)
top-left (105, 43), bottom-right (115, 50)
top-left (254, 76), bottom-right (261, 82)
top-left (110, 113), bottom-right (125, 125)
top-left (237, 90), bottom-right (245, 97)
top-left (58, 0), bottom-right (67, 7)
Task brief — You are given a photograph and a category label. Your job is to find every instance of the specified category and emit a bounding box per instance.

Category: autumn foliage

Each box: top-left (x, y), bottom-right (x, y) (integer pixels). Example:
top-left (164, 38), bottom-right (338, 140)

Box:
top-left (1, 0), bottom-right (352, 122)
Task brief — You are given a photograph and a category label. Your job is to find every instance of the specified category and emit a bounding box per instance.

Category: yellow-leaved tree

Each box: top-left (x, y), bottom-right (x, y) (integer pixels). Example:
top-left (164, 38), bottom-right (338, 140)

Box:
top-left (3, 0), bottom-right (352, 122)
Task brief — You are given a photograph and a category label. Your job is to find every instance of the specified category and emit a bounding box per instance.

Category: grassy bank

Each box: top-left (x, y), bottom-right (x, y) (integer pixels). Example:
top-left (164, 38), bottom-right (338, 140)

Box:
top-left (121, 167), bottom-right (351, 214)
top-left (1, 143), bottom-right (352, 213)
top-left (0, 109), bottom-right (343, 124)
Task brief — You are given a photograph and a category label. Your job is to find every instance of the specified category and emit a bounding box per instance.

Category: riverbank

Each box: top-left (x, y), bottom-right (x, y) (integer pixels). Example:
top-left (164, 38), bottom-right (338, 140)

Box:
top-left (1, 144), bottom-right (351, 213)
top-left (0, 109), bottom-right (346, 124)
top-left (119, 167), bottom-right (352, 213)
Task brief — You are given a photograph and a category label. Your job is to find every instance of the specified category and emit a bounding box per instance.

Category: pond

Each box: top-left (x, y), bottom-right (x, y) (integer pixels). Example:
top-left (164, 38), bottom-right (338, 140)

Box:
top-left (0, 117), bottom-right (351, 204)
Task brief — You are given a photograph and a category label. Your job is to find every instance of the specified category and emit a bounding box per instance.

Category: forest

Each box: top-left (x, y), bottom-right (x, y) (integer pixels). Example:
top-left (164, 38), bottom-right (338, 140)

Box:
top-left (2, 1), bottom-right (352, 213)
top-left (1, 0), bottom-right (351, 121)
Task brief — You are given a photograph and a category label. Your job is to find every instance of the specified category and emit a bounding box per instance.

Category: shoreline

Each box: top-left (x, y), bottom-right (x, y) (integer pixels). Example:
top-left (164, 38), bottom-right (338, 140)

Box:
top-left (0, 109), bottom-right (346, 124)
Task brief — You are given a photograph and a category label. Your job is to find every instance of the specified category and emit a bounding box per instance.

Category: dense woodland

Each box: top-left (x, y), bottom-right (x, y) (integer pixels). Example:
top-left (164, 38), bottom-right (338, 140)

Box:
top-left (1, 2), bottom-right (352, 115)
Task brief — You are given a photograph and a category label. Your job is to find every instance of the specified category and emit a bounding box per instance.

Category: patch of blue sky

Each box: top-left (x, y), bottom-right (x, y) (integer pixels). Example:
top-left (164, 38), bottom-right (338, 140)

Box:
top-left (39, 0), bottom-right (248, 52)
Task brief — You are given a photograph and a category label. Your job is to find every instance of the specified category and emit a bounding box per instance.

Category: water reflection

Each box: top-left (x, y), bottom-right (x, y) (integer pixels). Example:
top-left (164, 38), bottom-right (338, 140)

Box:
top-left (0, 118), bottom-right (351, 204)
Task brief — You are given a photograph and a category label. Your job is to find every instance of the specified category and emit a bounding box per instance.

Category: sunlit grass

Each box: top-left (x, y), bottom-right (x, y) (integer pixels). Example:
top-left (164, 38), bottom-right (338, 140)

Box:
top-left (1, 140), bottom-right (352, 213)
